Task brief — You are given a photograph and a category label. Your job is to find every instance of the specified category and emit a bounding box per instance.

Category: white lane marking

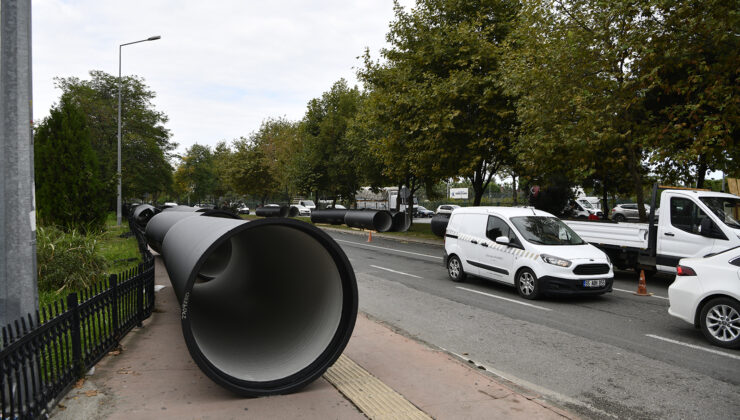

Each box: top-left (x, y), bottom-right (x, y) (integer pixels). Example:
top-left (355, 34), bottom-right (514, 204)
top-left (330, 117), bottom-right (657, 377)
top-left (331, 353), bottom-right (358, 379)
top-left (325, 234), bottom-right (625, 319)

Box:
top-left (457, 287), bottom-right (552, 311)
top-left (370, 265), bottom-right (423, 279)
top-left (334, 238), bottom-right (442, 260)
top-left (613, 287), bottom-right (669, 300)
top-left (646, 334), bottom-right (740, 360)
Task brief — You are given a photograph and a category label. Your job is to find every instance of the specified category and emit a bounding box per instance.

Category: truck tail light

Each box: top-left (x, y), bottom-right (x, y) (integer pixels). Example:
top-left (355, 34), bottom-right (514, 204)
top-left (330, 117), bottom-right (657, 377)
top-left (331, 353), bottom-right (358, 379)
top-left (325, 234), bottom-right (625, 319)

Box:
top-left (676, 265), bottom-right (697, 276)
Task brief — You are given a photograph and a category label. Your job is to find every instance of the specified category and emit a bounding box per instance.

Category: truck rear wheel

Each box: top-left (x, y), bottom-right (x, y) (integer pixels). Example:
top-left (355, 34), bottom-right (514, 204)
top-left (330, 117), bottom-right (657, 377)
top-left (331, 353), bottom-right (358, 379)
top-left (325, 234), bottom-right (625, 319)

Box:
top-left (447, 255), bottom-right (466, 283)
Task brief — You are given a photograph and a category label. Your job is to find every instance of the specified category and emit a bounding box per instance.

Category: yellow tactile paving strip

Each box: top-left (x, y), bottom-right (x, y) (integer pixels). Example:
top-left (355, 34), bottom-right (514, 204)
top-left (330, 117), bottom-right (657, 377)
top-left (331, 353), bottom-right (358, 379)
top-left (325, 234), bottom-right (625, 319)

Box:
top-left (324, 354), bottom-right (432, 420)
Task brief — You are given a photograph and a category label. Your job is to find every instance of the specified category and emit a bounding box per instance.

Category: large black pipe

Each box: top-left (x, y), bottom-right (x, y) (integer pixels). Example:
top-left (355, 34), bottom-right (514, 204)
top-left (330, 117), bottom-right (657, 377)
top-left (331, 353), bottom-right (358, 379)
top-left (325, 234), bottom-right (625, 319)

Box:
top-left (145, 210), bottom-right (240, 254)
top-left (344, 209), bottom-right (393, 232)
top-left (132, 204), bottom-right (158, 229)
top-left (255, 205), bottom-right (290, 218)
top-left (389, 210), bottom-right (411, 232)
top-left (430, 213), bottom-right (451, 237)
top-left (310, 209), bottom-right (348, 225)
top-left (288, 206), bottom-right (299, 217)
top-left (144, 215), bottom-right (357, 397)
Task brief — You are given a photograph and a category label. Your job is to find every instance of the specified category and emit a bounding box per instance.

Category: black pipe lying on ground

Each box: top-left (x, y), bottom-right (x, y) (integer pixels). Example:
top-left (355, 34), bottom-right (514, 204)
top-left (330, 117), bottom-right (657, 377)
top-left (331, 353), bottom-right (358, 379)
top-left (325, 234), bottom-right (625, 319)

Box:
top-left (144, 213), bottom-right (358, 397)
top-left (132, 204), bottom-right (158, 229)
top-left (430, 213), bottom-right (451, 237)
top-left (255, 205), bottom-right (290, 218)
top-left (389, 210), bottom-right (411, 232)
top-left (344, 209), bottom-right (393, 232)
top-left (310, 209), bottom-right (348, 225)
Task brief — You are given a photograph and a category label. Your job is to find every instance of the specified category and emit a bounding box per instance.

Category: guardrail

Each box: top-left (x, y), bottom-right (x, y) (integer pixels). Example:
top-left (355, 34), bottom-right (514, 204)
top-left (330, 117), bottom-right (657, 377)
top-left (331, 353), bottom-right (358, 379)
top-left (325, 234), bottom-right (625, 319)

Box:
top-left (0, 218), bottom-right (154, 420)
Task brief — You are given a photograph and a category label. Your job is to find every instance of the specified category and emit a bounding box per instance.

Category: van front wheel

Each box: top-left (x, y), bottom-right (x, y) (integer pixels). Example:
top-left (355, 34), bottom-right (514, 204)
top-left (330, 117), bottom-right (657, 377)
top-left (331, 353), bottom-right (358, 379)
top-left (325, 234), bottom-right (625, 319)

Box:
top-left (516, 268), bottom-right (540, 300)
top-left (447, 255), bottom-right (466, 283)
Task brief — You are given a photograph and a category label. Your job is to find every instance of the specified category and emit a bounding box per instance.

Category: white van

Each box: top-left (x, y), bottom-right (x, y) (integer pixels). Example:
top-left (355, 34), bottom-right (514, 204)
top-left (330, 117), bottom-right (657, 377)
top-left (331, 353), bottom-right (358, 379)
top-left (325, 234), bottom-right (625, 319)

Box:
top-left (444, 207), bottom-right (613, 299)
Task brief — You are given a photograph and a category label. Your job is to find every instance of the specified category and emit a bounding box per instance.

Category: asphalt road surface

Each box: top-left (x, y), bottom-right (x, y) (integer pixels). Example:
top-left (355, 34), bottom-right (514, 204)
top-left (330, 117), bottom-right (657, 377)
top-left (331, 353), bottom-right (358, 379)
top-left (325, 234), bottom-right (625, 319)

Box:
top-left (325, 229), bottom-right (740, 420)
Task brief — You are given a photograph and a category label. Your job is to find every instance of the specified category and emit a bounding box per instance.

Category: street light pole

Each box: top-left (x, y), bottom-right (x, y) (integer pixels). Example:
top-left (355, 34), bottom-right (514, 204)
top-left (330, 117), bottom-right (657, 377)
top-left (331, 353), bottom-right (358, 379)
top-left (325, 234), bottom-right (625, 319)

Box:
top-left (117, 35), bottom-right (161, 226)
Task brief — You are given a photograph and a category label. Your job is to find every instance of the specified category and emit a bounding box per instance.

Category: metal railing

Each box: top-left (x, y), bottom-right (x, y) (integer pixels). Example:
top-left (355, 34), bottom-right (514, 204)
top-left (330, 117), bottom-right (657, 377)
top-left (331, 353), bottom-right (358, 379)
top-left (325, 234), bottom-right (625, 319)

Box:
top-left (0, 219), bottom-right (154, 420)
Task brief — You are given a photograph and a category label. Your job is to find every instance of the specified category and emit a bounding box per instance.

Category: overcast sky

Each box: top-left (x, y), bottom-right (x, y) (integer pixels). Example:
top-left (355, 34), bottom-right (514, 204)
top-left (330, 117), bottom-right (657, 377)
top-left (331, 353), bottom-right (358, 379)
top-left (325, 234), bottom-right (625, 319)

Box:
top-left (32, 0), bottom-right (414, 155)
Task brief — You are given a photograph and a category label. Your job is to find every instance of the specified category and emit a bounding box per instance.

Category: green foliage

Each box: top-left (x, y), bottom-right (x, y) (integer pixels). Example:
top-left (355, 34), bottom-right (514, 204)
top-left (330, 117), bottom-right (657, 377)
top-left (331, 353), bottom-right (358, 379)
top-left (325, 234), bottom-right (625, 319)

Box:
top-left (639, 0), bottom-right (739, 186)
top-left (34, 96), bottom-right (109, 231)
top-left (54, 70), bottom-right (176, 204)
top-left (173, 144), bottom-right (217, 204)
top-left (36, 225), bottom-right (108, 293)
top-left (293, 80), bottom-right (364, 201)
top-left (359, 0), bottom-right (520, 205)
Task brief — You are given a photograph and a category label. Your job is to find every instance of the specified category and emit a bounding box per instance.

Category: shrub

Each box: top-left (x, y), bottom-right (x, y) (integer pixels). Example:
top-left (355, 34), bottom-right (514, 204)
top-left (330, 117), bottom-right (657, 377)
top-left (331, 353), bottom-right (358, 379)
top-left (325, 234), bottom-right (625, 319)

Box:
top-left (36, 225), bottom-right (108, 293)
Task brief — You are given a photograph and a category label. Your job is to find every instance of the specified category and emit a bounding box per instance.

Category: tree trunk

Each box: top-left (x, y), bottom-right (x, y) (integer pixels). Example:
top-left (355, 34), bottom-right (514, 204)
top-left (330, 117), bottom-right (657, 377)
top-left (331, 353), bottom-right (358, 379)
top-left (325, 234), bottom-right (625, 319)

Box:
top-left (601, 187), bottom-right (608, 219)
top-left (512, 173), bottom-right (518, 205)
top-left (627, 145), bottom-right (646, 222)
top-left (396, 182), bottom-right (403, 212)
top-left (696, 153), bottom-right (707, 189)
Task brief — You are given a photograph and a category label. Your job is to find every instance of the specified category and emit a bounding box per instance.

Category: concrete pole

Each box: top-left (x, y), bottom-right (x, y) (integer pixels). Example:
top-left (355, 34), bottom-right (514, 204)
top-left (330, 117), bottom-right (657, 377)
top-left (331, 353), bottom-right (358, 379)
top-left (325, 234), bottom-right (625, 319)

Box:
top-left (0, 0), bottom-right (37, 331)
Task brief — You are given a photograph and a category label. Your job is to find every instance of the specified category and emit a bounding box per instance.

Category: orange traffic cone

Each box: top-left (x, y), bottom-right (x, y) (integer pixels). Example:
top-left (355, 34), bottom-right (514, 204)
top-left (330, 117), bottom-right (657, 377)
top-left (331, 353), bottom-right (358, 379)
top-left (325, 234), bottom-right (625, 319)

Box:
top-left (634, 269), bottom-right (652, 296)
top-left (367, 230), bottom-right (373, 242)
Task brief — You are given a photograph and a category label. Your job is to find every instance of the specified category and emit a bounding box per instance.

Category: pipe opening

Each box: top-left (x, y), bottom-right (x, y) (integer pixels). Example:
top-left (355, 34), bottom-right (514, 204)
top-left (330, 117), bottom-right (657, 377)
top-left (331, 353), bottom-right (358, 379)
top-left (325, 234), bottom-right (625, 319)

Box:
top-left (187, 224), bottom-right (344, 382)
top-left (196, 239), bottom-right (232, 282)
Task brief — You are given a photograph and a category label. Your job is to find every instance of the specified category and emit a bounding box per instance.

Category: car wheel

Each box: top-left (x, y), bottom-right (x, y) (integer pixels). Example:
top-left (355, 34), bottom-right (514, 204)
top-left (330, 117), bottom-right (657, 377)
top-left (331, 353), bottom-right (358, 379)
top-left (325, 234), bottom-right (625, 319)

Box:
top-left (447, 255), bottom-right (466, 283)
top-left (699, 297), bottom-right (740, 349)
top-left (515, 268), bottom-right (540, 300)
top-left (613, 214), bottom-right (626, 222)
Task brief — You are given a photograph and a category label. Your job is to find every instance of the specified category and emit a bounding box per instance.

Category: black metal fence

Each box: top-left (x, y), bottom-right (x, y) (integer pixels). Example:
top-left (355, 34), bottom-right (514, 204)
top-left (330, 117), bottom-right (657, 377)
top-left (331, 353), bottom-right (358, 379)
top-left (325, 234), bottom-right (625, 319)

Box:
top-left (0, 220), bottom-right (155, 420)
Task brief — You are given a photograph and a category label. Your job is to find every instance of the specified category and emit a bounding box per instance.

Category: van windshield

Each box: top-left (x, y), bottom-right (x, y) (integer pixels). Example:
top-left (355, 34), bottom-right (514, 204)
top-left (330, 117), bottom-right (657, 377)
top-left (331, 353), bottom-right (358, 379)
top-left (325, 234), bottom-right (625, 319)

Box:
top-left (700, 197), bottom-right (740, 229)
top-left (510, 216), bottom-right (586, 245)
top-left (578, 200), bottom-right (594, 209)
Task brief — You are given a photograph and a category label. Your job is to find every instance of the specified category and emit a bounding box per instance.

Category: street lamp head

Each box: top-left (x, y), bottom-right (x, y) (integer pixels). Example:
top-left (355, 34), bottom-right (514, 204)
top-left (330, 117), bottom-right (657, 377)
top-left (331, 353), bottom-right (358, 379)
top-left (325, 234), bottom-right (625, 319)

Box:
top-left (147, 35), bottom-right (161, 41)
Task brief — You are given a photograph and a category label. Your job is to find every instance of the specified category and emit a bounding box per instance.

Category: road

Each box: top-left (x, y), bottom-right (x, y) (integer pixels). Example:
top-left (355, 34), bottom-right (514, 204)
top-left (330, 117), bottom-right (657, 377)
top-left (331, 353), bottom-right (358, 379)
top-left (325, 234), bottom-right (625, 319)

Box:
top-left (325, 229), bottom-right (740, 420)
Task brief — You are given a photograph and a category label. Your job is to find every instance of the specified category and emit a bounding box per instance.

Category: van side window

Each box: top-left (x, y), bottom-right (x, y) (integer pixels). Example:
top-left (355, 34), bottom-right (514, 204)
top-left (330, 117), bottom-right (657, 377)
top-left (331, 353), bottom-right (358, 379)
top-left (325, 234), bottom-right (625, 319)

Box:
top-left (670, 197), bottom-right (709, 235)
top-left (486, 216), bottom-right (522, 247)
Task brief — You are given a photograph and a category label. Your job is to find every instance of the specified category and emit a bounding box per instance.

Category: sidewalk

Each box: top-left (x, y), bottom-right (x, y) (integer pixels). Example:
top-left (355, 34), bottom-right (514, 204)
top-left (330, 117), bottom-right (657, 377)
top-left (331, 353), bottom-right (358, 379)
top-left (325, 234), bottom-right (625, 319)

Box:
top-left (50, 256), bottom-right (576, 420)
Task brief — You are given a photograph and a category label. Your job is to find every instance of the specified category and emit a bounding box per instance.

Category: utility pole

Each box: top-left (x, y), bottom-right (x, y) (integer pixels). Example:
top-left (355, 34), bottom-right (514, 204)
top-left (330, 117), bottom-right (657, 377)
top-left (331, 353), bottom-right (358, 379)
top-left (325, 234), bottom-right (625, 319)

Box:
top-left (0, 0), bottom-right (37, 331)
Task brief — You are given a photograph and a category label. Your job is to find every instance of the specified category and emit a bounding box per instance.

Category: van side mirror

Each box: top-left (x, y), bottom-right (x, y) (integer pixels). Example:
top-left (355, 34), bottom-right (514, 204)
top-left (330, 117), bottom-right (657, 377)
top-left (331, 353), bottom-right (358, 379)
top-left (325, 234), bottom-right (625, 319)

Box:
top-left (495, 236), bottom-right (510, 246)
top-left (700, 218), bottom-right (727, 240)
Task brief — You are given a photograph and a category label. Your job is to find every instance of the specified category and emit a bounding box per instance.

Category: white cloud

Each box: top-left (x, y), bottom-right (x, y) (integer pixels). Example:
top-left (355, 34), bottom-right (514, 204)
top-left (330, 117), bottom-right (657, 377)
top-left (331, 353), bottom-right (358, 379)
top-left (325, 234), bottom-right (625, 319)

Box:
top-left (32, 0), bottom-right (415, 153)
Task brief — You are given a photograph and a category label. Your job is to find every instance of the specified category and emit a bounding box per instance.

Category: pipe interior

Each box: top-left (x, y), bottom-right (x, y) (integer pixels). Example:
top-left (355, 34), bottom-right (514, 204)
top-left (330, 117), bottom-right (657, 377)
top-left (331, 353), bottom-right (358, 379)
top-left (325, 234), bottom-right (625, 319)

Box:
top-left (188, 224), bottom-right (343, 382)
top-left (374, 212), bottom-right (393, 232)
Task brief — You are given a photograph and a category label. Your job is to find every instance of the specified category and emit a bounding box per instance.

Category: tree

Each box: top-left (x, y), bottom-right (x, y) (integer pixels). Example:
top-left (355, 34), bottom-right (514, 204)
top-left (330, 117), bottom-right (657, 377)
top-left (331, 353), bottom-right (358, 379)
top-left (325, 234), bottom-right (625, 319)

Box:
top-left (55, 70), bottom-right (176, 204)
top-left (35, 95), bottom-right (108, 231)
top-left (173, 144), bottom-right (216, 204)
top-left (228, 136), bottom-right (279, 205)
top-left (359, 0), bottom-right (520, 206)
top-left (639, 0), bottom-right (739, 187)
top-left (293, 80), bottom-right (364, 203)
top-left (502, 0), bottom-right (658, 220)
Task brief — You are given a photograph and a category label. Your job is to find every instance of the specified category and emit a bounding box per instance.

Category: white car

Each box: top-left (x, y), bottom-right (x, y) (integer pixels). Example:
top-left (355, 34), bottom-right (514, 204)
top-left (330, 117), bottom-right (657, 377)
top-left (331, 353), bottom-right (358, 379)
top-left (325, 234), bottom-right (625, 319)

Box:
top-left (668, 246), bottom-right (740, 349)
top-left (444, 207), bottom-right (613, 299)
top-left (237, 205), bottom-right (250, 214)
top-left (436, 204), bottom-right (460, 215)
top-left (291, 204), bottom-right (311, 216)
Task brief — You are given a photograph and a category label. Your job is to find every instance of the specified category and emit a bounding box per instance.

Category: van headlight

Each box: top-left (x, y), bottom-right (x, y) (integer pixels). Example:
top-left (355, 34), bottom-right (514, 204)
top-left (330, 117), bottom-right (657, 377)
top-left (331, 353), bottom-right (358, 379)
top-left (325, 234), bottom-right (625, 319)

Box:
top-left (541, 254), bottom-right (572, 267)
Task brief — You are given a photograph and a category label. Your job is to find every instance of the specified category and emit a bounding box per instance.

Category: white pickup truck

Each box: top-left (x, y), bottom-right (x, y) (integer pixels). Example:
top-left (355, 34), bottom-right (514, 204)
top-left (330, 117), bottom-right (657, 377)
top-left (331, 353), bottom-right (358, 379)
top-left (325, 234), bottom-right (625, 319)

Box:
top-left (564, 185), bottom-right (740, 275)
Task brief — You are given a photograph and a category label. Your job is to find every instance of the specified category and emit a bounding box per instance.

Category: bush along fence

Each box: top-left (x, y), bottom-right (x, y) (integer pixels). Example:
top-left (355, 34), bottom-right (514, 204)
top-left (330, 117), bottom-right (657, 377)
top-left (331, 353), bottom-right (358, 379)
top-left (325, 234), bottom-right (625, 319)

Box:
top-left (0, 218), bottom-right (154, 420)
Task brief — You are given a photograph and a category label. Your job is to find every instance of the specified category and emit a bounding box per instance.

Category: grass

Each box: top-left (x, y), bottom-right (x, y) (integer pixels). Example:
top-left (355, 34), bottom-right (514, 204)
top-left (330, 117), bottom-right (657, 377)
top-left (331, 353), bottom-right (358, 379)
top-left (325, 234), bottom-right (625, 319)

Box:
top-left (38, 213), bottom-right (141, 309)
top-left (240, 213), bottom-right (443, 242)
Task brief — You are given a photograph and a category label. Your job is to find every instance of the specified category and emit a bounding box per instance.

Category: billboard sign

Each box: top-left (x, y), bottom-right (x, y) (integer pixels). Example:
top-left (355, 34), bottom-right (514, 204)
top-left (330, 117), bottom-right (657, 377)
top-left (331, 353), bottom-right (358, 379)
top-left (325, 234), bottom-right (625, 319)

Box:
top-left (450, 188), bottom-right (468, 199)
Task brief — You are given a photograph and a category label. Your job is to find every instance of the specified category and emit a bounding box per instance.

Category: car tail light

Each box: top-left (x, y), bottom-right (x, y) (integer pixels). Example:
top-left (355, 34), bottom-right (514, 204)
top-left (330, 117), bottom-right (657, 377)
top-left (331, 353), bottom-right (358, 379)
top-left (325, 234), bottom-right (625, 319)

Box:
top-left (676, 265), bottom-right (697, 276)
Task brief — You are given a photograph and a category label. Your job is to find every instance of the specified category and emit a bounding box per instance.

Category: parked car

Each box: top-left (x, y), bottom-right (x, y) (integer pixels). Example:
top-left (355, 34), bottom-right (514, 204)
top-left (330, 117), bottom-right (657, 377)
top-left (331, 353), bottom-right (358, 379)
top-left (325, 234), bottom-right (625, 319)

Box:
top-left (291, 204), bottom-right (311, 216)
top-left (414, 205), bottom-right (434, 218)
top-left (668, 246), bottom-right (740, 349)
top-left (237, 205), bottom-right (250, 214)
top-left (610, 203), bottom-right (651, 222)
top-left (566, 199), bottom-right (603, 219)
top-left (436, 204), bottom-right (460, 215)
top-left (444, 207), bottom-right (613, 299)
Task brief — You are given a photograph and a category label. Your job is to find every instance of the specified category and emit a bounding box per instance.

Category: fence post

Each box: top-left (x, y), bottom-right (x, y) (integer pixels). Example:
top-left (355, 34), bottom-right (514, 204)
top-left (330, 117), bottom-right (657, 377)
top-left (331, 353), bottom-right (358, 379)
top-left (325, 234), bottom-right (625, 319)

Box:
top-left (136, 265), bottom-right (144, 327)
top-left (66, 293), bottom-right (83, 376)
top-left (110, 274), bottom-right (119, 340)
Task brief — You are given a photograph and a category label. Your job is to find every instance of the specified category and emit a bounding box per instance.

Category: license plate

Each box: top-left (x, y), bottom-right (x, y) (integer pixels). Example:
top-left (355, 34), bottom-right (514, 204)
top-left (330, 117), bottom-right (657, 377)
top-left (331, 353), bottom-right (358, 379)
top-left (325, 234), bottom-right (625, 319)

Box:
top-left (583, 279), bottom-right (606, 287)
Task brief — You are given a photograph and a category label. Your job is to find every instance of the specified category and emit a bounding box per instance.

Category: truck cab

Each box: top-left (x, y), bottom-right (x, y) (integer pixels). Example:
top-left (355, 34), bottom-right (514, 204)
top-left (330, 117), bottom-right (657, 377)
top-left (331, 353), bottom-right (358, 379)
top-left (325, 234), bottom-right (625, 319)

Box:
top-left (564, 186), bottom-right (740, 274)
top-left (654, 190), bottom-right (740, 271)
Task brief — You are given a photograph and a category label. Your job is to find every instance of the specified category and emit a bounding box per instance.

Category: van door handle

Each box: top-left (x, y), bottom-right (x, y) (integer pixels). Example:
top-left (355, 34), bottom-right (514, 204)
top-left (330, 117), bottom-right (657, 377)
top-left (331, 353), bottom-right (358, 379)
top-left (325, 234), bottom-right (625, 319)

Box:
top-left (470, 240), bottom-right (478, 244)
top-left (664, 232), bottom-right (675, 237)
top-left (480, 243), bottom-right (488, 247)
